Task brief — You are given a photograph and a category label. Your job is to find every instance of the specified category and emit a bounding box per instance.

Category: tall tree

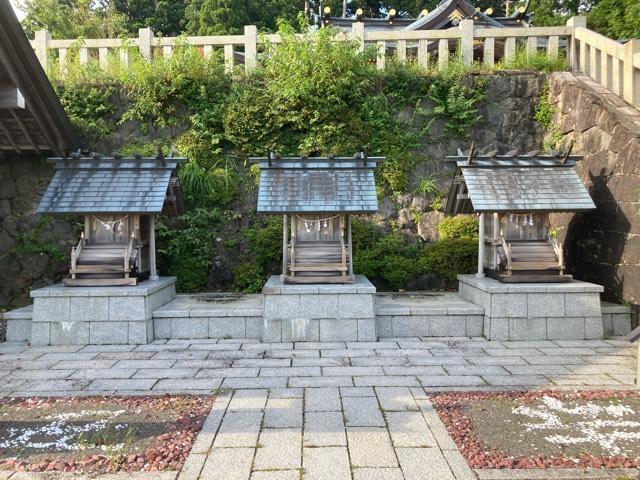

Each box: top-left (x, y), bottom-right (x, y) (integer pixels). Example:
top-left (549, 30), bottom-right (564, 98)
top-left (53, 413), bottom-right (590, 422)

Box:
top-left (185, 0), bottom-right (303, 35)
top-left (112, 0), bottom-right (187, 36)
top-left (588, 0), bottom-right (640, 39)
top-left (19, 0), bottom-right (128, 38)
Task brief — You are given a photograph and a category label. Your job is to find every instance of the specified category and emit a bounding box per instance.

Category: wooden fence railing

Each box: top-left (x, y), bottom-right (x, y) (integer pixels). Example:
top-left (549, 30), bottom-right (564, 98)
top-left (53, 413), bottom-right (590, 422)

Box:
top-left (30, 15), bottom-right (640, 108)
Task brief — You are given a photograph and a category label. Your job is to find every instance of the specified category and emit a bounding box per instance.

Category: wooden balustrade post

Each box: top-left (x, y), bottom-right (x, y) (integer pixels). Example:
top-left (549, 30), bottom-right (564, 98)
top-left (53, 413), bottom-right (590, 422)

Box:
top-left (138, 27), bottom-right (154, 62)
top-left (352, 22), bottom-right (365, 52)
top-left (34, 30), bottom-right (51, 70)
top-left (566, 16), bottom-right (586, 70)
top-left (623, 39), bottom-right (640, 108)
top-left (244, 25), bottom-right (258, 72)
top-left (459, 19), bottom-right (474, 66)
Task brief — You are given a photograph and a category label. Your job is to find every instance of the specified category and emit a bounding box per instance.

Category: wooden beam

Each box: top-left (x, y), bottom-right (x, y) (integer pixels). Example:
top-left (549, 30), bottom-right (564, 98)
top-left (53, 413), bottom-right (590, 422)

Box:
top-left (149, 215), bottom-right (158, 280)
top-left (0, 86), bottom-right (25, 109)
top-left (0, 118), bottom-right (19, 152)
top-left (10, 109), bottom-right (39, 153)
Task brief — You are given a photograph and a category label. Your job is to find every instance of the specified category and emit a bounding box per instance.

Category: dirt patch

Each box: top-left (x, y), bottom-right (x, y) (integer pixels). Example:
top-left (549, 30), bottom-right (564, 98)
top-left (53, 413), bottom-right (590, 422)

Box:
top-left (0, 395), bottom-right (214, 474)
top-left (431, 390), bottom-right (640, 469)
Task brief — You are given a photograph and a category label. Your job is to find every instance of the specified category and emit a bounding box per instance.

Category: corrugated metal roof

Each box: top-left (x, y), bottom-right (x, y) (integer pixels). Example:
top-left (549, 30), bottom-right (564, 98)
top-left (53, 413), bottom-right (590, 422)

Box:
top-left (254, 157), bottom-right (383, 213)
top-left (37, 156), bottom-right (185, 214)
top-left (446, 155), bottom-right (596, 213)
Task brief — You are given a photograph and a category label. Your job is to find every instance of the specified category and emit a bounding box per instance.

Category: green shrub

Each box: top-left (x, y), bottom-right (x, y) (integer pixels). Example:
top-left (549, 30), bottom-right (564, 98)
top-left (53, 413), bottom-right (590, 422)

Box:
top-left (437, 215), bottom-right (479, 240)
top-left (419, 238), bottom-right (478, 282)
top-left (156, 208), bottom-right (221, 292)
top-left (244, 216), bottom-right (283, 272)
top-left (497, 48), bottom-right (567, 73)
top-left (232, 263), bottom-right (265, 293)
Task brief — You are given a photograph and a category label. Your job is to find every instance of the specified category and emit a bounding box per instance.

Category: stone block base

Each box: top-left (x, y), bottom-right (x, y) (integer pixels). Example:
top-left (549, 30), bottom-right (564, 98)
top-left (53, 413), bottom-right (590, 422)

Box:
top-left (601, 302), bottom-right (633, 337)
top-left (458, 274), bottom-right (605, 341)
top-left (28, 277), bottom-right (176, 345)
top-left (262, 275), bottom-right (376, 341)
top-left (4, 305), bottom-right (33, 342)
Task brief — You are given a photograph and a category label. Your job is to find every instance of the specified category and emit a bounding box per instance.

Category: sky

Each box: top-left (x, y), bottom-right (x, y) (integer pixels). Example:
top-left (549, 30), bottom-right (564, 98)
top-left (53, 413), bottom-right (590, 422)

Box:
top-left (9, 0), bottom-right (25, 20)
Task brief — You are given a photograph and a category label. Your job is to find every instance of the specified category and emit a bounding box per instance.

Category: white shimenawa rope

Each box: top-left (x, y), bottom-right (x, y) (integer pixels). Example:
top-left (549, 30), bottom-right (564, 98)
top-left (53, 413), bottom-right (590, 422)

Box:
top-left (92, 215), bottom-right (129, 231)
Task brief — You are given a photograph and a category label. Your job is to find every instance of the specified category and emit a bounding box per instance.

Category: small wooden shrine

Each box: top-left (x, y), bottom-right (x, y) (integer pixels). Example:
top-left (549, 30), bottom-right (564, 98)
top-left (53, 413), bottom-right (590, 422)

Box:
top-left (37, 153), bottom-right (185, 286)
top-left (252, 152), bottom-right (384, 284)
top-left (445, 147), bottom-right (595, 283)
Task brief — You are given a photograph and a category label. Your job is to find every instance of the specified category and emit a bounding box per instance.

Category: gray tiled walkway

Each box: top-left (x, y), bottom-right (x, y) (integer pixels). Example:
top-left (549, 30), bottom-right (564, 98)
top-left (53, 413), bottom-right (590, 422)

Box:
top-left (0, 337), bottom-right (634, 397)
top-left (0, 337), bottom-right (637, 479)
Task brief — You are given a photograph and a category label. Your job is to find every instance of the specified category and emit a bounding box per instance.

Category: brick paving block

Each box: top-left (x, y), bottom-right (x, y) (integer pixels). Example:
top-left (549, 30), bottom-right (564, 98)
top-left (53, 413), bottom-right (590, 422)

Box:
top-left (347, 342), bottom-right (399, 349)
top-left (343, 396), bottom-right (384, 427)
top-left (21, 379), bottom-right (89, 392)
top-left (228, 389), bottom-right (269, 411)
top-left (522, 355), bottom-right (584, 365)
top-left (504, 365), bottom-right (572, 375)
top-left (538, 347), bottom-right (597, 356)
top-left (70, 368), bottom-right (137, 379)
top-left (482, 375), bottom-right (547, 386)
top-left (352, 467), bottom-right (404, 480)
top-left (305, 387), bottom-right (341, 411)
top-left (322, 366), bottom-right (384, 376)
top-left (378, 348), bottom-right (433, 357)
top-left (408, 356), bottom-right (469, 366)
top-left (269, 387), bottom-right (303, 398)
top-left (260, 366), bottom-right (321, 377)
top-left (292, 357), bottom-right (348, 367)
top-left (304, 411), bottom-right (347, 447)
top-left (132, 368), bottom-right (198, 379)
top-left (463, 356), bottom-right (528, 366)
top-left (503, 340), bottom-right (558, 349)
top-left (97, 351), bottom-right (155, 360)
top-left (53, 360), bottom-right (117, 370)
top-left (223, 377), bottom-right (288, 389)
top-left (254, 428), bottom-right (302, 470)
top-left (484, 348), bottom-right (542, 357)
top-left (303, 446), bottom-right (351, 480)
top-left (7, 369), bottom-right (75, 380)
top-left (382, 366), bottom-right (446, 376)
top-left (444, 365), bottom-right (509, 376)
top-left (175, 360), bottom-right (232, 369)
top-left (250, 471), bottom-right (300, 480)
top-left (264, 349), bottom-right (319, 358)
top-left (354, 376), bottom-right (420, 387)
top-left (199, 447), bottom-right (254, 480)
top-left (555, 340), bottom-right (611, 348)
top-left (386, 411), bottom-right (437, 447)
top-left (295, 342), bottom-right (345, 350)
top-left (549, 374), bottom-right (623, 386)
top-left (233, 358), bottom-right (291, 367)
top-left (288, 376), bottom-right (353, 388)
top-left (153, 378), bottom-right (222, 391)
top-left (351, 357), bottom-right (408, 367)
top-left (191, 392), bottom-right (232, 454)
top-left (396, 447), bottom-right (455, 480)
top-left (321, 349), bottom-right (375, 358)
top-left (213, 411), bottom-right (263, 447)
top-left (566, 364), bottom-right (635, 375)
top-left (196, 367), bottom-right (259, 378)
top-left (418, 376), bottom-right (485, 387)
top-left (263, 397), bottom-right (303, 428)
top-left (375, 387), bottom-right (418, 411)
top-left (113, 360), bottom-right (176, 369)
top-left (154, 350), bottom-right (208, 360)
top-left (340, 386), bottom-right (375, 397)
top-left (347, 427), bottom-right (398, 468)
top-left (87, 378), bottom-right (158, 391)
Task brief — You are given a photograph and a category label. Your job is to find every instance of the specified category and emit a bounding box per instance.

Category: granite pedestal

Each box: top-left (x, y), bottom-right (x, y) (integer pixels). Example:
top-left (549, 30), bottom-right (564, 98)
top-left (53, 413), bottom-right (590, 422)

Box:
top-left (457, 274), bottom-right (604, 340)
top-left (262, 275), bottom-right (376, 342)
top-left (29, 277), bottom-right (176, 345)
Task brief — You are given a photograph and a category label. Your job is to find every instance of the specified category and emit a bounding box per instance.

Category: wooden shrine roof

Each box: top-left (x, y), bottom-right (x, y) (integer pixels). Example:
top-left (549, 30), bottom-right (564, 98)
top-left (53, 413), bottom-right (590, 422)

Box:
top-left (37, 155), bottom-right (186, 214)
top-left (445, 152), bottom-right (596, 215)
top-left (252, 155), bottom-right (384, 214)
top-left (0, 0), bottom-right (78, 155)
top-left (403, 0), bottom-right (528, 30)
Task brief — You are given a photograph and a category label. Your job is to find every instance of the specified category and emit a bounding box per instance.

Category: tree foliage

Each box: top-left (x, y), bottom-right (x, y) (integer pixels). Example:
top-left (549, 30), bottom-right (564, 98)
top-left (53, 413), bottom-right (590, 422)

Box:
top-left (587, 0), bottom-right (640, 40)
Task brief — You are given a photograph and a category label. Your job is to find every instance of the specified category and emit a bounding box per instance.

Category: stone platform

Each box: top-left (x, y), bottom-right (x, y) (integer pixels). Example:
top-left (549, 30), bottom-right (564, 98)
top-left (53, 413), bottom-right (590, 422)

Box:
top-left (262, 275), bottom-right (377, 342)
top-left (458, 274), bottom-right (606, 341)
top-left (26, 277), bottom-right (176, 345)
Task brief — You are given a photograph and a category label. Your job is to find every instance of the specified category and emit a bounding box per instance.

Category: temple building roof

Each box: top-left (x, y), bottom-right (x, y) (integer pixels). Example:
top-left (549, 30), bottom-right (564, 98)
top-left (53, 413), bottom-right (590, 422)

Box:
top-left (37, 155), bottom-right (185, 214)
top-left (0, 0), bottom-right (78, 155)
top-left (445, 152), bottom-right (596, 214)
top-left (252, 155), bottom-right (383, 214)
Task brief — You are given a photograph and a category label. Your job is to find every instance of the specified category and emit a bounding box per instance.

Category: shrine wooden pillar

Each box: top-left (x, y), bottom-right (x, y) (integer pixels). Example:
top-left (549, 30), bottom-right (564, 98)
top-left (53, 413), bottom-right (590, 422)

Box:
top-left (149, 214), bottom-right (158, 280)
top-left (477, 212), bottom-right (485, 278)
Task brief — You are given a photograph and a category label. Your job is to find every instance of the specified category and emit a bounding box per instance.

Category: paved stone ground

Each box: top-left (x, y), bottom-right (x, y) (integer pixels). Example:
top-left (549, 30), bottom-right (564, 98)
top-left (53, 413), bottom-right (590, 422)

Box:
top-left (0, 337), bottom-right (637, 479)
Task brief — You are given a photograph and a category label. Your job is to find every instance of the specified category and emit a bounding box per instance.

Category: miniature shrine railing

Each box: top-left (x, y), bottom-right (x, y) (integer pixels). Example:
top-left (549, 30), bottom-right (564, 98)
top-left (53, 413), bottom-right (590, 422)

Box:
top-left (30, 15), bottom-right (640, 108)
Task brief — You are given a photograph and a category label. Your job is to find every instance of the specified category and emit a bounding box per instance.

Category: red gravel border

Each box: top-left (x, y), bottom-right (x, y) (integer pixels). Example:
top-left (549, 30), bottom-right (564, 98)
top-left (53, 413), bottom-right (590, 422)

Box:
top-left (0, 395), bottom-right (214, 474)
top-left (429, 390), bottom-right (640, 470)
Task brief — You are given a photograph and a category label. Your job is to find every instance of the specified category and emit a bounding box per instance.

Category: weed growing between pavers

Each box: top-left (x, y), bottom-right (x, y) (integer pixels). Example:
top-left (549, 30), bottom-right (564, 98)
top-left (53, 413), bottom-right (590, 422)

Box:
top-left (431, 390), bottom-right (640, 469)
top-left (0, 395), bottom-right (213, 473)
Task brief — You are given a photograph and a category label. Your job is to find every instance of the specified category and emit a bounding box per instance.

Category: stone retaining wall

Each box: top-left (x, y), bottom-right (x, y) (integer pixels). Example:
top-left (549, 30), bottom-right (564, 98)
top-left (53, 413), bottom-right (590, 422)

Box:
top-left (548, 72), bottom-right (640, 305)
